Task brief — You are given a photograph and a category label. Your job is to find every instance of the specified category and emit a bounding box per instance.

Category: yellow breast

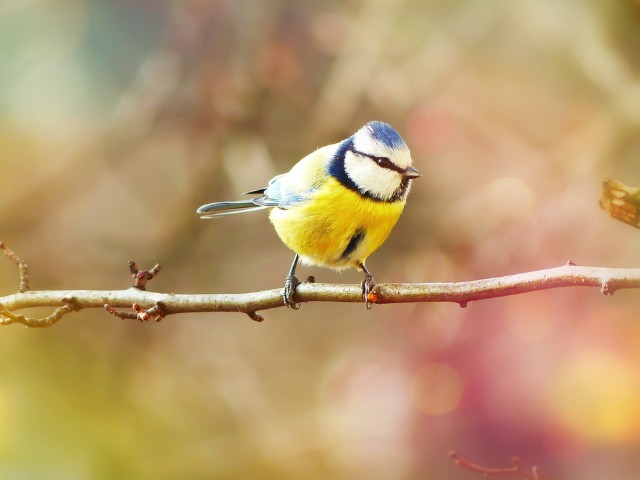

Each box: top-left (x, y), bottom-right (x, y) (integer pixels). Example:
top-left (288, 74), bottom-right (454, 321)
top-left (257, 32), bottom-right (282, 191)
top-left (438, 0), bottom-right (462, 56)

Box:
top-left (269, 177), bottom-right (406, 269)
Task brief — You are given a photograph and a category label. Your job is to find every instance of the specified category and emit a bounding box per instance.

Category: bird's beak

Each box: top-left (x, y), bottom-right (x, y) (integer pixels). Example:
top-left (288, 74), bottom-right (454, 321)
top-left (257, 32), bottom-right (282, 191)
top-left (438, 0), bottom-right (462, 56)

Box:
top-left (403, 166), bottom-right (421, 179)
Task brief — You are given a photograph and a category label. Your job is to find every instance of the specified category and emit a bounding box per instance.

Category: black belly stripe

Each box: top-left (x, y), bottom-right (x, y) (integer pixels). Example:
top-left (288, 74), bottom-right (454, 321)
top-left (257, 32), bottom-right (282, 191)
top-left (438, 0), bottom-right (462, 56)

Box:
top-left (340, 228), bottom-right (365, 260)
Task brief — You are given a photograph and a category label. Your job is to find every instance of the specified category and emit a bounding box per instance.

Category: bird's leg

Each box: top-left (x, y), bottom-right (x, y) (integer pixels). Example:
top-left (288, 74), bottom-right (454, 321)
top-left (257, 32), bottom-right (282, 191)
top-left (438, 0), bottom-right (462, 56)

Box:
top-left (283, 254), bottom-right (301, 309)
top-left (356, 261), bottom-right (375, 309)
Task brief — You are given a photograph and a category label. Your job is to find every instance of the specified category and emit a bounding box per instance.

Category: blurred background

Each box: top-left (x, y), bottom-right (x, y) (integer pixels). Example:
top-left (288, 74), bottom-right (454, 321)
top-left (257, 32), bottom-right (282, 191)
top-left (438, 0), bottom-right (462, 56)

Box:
top-left (1, 0), bottom-right (640, 478)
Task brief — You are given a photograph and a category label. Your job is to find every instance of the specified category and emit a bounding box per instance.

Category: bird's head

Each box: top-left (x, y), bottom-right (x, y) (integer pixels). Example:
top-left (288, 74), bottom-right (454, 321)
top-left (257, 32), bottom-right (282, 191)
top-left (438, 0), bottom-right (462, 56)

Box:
top-left (339, 121), bottom-right (420, 202)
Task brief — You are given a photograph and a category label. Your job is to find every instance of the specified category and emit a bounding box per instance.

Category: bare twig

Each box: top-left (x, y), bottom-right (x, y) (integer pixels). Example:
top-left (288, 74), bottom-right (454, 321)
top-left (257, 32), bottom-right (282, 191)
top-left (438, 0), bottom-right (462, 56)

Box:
top-left (104, 302), bottom-right (167, 322)
top-left (450, 451), bottom-right (542, 480)
top-left (0, 297), bottom-right (80, 328)
top-left (104, 303), bottom-right (139, 321)
top-left (129, 261), bottom-right (161, 290)
top-left (0, 241), bottom-right (30, 292)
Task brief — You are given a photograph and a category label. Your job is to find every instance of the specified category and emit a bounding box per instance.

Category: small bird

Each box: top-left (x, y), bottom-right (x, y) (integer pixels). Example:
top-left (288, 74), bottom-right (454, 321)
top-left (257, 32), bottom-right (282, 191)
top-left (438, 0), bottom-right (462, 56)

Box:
top-left (197, 121), bottom-right (420, 309)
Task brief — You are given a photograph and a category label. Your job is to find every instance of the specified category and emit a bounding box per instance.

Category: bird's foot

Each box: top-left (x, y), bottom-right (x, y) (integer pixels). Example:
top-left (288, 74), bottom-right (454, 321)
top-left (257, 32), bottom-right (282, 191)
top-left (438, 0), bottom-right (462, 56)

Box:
top-left (361, 273), bottom-right (375, 310)
top-left (283, 275), bottom-right (301, 309)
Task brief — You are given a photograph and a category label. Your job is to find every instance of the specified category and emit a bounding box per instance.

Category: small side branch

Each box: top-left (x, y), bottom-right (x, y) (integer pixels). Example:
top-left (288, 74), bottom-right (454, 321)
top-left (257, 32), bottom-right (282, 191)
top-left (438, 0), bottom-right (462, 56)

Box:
top-left (129, 261), bottom-right (161, 290)
top-left (104, 302), bottom-right (168, 322)
top-left (0, 297), bottom-right (80, 328)
top-left (0, 241), bottom-right (30, 292)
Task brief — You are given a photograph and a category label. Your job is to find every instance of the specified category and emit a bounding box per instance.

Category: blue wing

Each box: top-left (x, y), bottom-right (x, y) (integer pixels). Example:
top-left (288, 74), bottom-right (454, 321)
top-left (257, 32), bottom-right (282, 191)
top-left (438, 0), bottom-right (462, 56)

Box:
top-left (254, 145), bottom-right (334, 209)
top-left (197, 144), bottom-right (335, 217)
top-left (253, 174), bottom-right (310, 208)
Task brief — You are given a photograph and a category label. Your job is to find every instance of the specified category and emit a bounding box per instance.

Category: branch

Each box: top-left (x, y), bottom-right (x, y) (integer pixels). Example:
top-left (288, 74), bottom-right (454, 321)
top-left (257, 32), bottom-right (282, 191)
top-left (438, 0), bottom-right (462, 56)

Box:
top-left (1, 240), bottom-right (640, 326)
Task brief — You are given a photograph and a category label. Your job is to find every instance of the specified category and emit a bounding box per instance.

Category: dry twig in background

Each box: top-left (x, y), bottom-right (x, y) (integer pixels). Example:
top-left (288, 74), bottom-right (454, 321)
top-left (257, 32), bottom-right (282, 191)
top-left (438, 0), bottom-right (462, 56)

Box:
top-left (450, 451), bottom-right (542, 479)
top-left (600, 178), bottom-right (640, 229)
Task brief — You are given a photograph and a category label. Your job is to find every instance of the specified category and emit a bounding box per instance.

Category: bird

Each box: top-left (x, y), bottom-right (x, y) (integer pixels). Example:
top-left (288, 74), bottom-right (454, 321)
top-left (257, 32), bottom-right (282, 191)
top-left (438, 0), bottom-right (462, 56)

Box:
top-left (196, 121), bottom-right (420, 309)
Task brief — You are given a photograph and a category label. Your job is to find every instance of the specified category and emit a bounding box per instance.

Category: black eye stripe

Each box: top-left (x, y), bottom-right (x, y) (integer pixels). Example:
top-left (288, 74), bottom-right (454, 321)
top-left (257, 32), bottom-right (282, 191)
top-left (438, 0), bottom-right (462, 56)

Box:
top-left (349, 147), bottom-right (404, 174)
top-left (329, 139), bottom-right (411, 202)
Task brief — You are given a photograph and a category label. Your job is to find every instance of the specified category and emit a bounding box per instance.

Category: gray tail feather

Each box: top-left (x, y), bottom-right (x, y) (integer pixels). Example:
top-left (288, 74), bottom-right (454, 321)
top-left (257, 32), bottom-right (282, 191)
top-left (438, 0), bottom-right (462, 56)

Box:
top-left (196, 200), bottom-right (267, 218)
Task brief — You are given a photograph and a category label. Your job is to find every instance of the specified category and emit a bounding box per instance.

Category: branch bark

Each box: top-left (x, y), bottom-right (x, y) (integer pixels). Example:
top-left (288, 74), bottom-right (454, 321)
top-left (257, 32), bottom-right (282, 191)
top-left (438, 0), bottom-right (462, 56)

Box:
top-left (2, 260), bottom-right (640, 327)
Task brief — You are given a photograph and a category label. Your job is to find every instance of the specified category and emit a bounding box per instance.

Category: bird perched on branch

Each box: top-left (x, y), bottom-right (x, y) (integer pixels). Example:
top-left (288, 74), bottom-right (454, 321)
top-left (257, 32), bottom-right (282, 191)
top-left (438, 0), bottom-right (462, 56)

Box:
top-left (197, 121), bottom-right (420, 309)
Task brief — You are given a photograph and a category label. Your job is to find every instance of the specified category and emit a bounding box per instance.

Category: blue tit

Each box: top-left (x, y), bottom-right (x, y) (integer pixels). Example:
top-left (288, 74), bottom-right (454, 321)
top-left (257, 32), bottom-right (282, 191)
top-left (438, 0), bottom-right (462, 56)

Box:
top-left (197, 121), bottom-right (421, 309)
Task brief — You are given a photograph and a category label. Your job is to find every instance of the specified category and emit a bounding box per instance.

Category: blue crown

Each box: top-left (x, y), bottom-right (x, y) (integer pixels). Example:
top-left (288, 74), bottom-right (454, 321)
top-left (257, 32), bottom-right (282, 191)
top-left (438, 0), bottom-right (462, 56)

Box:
top-left (365, 121), bottom-right (406, 149)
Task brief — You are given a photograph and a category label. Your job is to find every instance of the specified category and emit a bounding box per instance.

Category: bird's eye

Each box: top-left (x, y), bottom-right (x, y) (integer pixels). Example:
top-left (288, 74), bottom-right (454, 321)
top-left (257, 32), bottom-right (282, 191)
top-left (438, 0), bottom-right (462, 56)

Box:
top-left (375, 157), bottom-right (392, 169)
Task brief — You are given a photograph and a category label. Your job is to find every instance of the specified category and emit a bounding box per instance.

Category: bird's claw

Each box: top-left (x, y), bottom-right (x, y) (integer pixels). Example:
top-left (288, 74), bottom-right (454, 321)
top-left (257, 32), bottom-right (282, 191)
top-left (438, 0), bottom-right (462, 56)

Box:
top-left (283, 275), bottom-right (301, 309)
top-left (361, 274), bottom-right (375, 310)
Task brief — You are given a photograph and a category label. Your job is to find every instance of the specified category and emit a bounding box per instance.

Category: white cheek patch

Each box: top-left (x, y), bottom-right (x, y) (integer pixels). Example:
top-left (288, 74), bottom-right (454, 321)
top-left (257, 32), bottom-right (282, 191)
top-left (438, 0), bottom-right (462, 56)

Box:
top-left (344, 154), bottom-right (403, 201)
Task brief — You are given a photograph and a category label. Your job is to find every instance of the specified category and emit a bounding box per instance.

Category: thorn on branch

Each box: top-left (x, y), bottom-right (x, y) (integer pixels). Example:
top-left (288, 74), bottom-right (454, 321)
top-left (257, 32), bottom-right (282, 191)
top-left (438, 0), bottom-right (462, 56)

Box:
top-left (601, 279), bottom-right (615, 295)
top-left (0, 241), bottom-right (30, 293)
top-left (246, 311), bottom-right (264, 322)
top-left (449, 451), bottom-right (542, 480)
top-left (128, 261), bottom-right (161, 290)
